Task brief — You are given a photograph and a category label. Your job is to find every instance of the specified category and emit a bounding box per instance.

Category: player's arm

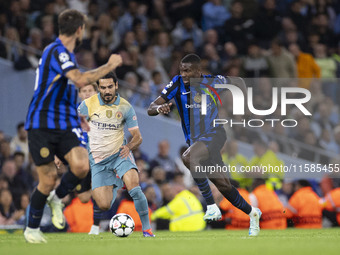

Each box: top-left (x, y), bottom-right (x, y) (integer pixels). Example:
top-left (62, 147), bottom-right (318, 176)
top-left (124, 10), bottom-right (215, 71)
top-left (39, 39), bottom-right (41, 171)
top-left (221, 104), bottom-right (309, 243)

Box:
top-left (66, 54), bottom-right (122, 88)
top-left (147, 96), bottom-right (173, 116)
top-left (120, 128), bottom-right (142, 159)
top-left (78, 101), bottom-right (90, 131)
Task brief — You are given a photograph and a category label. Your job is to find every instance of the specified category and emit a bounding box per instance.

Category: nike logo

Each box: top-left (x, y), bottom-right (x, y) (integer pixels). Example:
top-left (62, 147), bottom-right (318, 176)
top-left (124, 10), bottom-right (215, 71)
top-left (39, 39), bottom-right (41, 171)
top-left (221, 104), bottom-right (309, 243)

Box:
top-left (182, 91), bottom-right (190, 95)
top-left (93, 113), bottom-right (100, 118)
top-left (208, 213), bottom-right (216, 216)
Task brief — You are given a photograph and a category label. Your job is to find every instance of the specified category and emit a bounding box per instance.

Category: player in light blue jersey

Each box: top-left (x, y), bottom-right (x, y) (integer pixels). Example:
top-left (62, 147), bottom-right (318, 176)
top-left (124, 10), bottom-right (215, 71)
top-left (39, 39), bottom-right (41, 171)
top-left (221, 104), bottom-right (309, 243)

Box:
top-left (78, 72), bottom-right (154, 237)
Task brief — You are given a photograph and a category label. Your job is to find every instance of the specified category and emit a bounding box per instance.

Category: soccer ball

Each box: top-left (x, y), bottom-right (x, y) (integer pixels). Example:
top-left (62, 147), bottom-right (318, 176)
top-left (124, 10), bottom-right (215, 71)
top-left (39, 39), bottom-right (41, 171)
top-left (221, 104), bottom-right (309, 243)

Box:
top-left (109, 213), bottom-right (135, 237)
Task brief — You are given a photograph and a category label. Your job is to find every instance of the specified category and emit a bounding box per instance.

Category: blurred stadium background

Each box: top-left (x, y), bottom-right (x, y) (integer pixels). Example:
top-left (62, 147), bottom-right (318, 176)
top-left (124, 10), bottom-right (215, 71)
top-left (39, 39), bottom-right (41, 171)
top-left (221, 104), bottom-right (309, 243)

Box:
top-left (0, 0), bottom-right (340, 234)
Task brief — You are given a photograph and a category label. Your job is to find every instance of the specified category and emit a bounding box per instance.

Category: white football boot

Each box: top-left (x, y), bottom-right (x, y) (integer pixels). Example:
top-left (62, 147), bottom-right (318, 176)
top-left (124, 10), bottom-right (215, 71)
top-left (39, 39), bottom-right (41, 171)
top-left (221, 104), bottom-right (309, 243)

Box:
top-left (203, 204), bottom-right (222, 222)
top-left (47, 190), bottom-right (66, 229)
top-left (249, 207), bottom-right (262, 237)
top-left (88, 225), bottom-right (100, 235)
top-left (24, 227), bottom-right (47, 243)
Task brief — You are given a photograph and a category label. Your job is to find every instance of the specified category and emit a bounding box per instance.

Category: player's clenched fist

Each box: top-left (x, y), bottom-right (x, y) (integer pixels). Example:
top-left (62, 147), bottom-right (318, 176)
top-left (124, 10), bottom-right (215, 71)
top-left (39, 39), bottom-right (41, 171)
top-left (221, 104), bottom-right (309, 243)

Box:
top-left (108, 54), bottom-right (123, 69)
top-left (157, 102), bottom-right (173, 114)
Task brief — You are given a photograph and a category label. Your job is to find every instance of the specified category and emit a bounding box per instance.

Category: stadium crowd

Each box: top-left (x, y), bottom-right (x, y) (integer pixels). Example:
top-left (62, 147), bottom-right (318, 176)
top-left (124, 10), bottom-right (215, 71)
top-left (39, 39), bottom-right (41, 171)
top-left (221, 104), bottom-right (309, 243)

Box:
top-left (1, 0), bottom-right (340, 232)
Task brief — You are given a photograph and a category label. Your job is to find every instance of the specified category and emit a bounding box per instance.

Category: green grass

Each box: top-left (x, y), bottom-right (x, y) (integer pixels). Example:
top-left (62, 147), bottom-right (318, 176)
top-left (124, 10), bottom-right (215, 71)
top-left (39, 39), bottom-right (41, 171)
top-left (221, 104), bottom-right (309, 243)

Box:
top-left (1, 229), bottom-right (340, 255)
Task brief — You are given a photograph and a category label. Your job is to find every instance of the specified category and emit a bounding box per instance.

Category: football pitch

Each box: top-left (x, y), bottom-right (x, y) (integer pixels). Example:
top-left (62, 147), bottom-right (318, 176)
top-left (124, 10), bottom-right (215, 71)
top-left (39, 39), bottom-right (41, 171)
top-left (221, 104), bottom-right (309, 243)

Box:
top-left (1, 229), bottom-right (340, 255)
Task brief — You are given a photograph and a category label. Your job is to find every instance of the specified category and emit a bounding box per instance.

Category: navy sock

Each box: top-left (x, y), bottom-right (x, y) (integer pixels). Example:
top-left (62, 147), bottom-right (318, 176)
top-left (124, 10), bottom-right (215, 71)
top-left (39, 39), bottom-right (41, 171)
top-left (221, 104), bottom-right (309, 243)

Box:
top-left (128, 186), bottom-right (151, 231)
top-left (223, 186), bottom-right (252, 214)
top-left (193, 178), bottom-right (215, 205)
top-left (56, 170), bottom-right (82, 199)
top-left (28, 189), bottom-right (48, 228)
top-left (92, 198), bottom-right (102, 226)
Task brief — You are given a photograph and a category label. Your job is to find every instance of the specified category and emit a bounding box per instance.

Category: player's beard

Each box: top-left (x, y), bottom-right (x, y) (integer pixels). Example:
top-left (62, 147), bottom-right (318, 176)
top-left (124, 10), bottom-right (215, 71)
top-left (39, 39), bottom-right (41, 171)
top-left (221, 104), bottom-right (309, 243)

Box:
top-left (101, 93), bottom-right (115, 104)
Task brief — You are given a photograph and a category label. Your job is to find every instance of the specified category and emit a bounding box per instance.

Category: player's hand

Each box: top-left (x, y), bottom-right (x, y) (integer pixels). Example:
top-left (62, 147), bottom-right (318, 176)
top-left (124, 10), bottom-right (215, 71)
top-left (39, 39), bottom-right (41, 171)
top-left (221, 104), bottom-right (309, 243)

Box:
top-left (119, 145), bottom-right (130, 159)
top-left (54, 156), bottom-right (62, 169)
top-left (108, 54), bottom-right (123, 69)
top-left (157, 102), bottom-right (172, 114)
top-left (80, 115), bottom-right (90, 132)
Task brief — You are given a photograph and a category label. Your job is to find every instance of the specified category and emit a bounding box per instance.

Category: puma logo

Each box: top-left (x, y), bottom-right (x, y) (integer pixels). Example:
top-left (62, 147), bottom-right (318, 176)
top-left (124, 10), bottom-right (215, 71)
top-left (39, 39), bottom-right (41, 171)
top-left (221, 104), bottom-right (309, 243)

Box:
top-left (93, 113), bottom-right (100, 118)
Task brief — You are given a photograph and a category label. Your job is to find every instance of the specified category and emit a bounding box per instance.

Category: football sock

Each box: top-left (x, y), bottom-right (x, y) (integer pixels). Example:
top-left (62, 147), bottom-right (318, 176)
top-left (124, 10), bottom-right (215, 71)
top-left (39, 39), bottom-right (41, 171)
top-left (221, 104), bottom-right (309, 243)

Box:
top-left (56, 170), bottom-right (83, 199)
top-left (223, 186), bottom-right (252, 214)
top-left (128, 186), bottom-right (151, 231)
top-left (28, 189), bottom-right (48, 228)
top-left (92, 198), bottom-right (102, 226)
top-left (193, 178), bottom-right (215, 205)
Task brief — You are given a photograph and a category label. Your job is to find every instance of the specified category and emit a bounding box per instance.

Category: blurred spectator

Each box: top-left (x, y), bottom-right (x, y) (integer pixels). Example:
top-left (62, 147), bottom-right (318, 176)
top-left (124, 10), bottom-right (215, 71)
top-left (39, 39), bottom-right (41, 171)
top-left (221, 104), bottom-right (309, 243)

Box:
top-left (289, 43), bottom-right (321, 89)
top-left (116, 1), bottom-right (147, 37)
top-left (241, 41), bottom-right (269, 77)
top-left (143, 185), bottom-right (158, 211)
top-left (1, 159), bottom-right (28, 203)
top-left (10, 122), bottom-right (29, 163)
top-left (220, 180), bottom-right (250, 229)
top-left (0, 140), bottom-right (11, 169)
top-left (150, 140), bottom-right (176, 180)
top-left (323, 187), bottom-right (340, 226)
top-left (314, 43), bottom-right (338, 102)
top-left (64, 196), bottom-right (93, 232)
top-left (202, 43), bottom-right (222, 75)
top-left (97, 13), bottom-right (120, 52)
top-left (136, 46), bottom-right (169, 84)
top-left (171, 16), bottom-right (203, 49)
top-left (253, 0), bottom-right (282, 49)
top-left (0, 188), bottom-right (24, 225)
top-left (285, 180), bottom-right (322, 228)
top-left (0, 27), bottom-right (23, 61)
top-left (223, 1), bottom-right (254, 54)
top-left (152, 31), bottom-right (173, 72)
top-left (202, 0), bottom-right (230, 31)
top-left (266, 39), bottom-right (296, 78)
top-left (151, 183), bottom-right (206, 231)
top-left (221, 140), bottom-right (251, 189)
top-left (249, 178), bottom-right (287, 229)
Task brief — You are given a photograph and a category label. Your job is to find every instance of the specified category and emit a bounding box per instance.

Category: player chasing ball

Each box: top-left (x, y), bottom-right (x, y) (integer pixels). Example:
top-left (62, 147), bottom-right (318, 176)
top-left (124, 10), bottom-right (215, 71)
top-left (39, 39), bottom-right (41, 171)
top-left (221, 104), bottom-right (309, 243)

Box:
top-left (148, 54), bottom-right (261, 236)
top-left (24, 9), bottom-right (122, 243)
top-left (78, 72), bottom-right (155, 237)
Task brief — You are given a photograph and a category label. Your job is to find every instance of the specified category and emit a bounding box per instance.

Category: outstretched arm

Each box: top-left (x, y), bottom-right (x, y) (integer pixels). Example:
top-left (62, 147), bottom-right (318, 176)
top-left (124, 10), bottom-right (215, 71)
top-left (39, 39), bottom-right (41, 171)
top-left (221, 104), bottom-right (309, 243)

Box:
top-left (147, 96), bottom-right (173, 116)
top-left (66, 54), bottom-right (122, 88)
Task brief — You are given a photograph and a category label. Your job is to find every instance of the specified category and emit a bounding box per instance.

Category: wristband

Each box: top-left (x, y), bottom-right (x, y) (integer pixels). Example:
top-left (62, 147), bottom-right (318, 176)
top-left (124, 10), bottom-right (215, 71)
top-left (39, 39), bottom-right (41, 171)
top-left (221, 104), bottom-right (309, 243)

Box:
top-left (156, 105), bottom-right (161, 114)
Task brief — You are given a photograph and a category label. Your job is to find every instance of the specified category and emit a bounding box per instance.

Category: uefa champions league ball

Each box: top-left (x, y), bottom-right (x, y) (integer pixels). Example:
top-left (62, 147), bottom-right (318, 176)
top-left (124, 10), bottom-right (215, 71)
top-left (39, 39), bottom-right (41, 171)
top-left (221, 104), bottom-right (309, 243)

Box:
top-left (109, 213), bottom-right (135, 237)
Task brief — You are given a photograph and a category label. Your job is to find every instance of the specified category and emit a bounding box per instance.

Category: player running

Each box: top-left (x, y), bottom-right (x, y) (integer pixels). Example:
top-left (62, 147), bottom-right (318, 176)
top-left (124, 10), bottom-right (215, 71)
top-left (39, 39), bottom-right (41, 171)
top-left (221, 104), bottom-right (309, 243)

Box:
top-left (24, 9), bottom-right (122, 243)
top-left (78, 72), bottom-right (155, 237)
top-left (147, 54), bottom-right (261, 236)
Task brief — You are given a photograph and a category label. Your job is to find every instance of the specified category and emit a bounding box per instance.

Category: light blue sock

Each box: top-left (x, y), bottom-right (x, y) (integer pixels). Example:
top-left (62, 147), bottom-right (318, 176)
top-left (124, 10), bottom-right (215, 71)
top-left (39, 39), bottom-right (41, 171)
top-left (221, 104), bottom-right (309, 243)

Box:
top-left (128, 186), bottom-right (151, 231)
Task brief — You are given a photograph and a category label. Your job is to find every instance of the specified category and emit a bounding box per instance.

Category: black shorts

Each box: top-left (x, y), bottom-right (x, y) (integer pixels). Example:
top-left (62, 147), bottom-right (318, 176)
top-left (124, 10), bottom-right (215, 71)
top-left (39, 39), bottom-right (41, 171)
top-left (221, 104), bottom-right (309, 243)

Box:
top-left (196, 128), bottom-right (227, 166)
top-left (28, 128), bottom-right (85, 166)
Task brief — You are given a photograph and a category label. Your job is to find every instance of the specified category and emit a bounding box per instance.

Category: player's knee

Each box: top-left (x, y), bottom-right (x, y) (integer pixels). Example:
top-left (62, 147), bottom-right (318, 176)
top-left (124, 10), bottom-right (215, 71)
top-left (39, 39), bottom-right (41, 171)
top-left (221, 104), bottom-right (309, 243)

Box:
top-left (96, 200), bottom-right (111, 211)
top-left (78, 192), bottom-right (91, 203)
top-left (39, 177), bottom-right (57, 194)
top-left (71, 160), bottom-right (89, 179)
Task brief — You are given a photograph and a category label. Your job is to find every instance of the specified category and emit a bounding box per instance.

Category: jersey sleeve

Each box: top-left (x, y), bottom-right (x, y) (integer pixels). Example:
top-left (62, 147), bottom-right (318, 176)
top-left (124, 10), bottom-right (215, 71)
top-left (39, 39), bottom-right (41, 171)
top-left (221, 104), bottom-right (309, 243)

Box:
top-left (52, 46), bottom-right (78, 75)
top-left (160, 76), bottom-right (179, 102)
top-left (125, 105), bottom-right (139, 130)
top-left (78, 101), bottom-right (89, 118)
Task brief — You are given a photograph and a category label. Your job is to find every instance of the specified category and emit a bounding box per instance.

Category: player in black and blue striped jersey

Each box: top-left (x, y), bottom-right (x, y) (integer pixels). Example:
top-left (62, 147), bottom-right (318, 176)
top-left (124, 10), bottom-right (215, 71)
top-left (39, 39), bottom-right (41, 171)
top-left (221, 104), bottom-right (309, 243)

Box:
top-left (24, 9), bottom-right (122, 243)
top-left (148, 54), bottom-right (261, 236)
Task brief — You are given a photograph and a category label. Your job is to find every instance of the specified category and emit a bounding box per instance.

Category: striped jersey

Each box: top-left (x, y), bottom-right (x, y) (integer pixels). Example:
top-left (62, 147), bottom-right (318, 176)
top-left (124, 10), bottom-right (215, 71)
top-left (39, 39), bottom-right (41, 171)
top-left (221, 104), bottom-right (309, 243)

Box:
top-left (161, 75), bottom-right (227, 145)
top-left (25, 38), bottom-right (80, 130)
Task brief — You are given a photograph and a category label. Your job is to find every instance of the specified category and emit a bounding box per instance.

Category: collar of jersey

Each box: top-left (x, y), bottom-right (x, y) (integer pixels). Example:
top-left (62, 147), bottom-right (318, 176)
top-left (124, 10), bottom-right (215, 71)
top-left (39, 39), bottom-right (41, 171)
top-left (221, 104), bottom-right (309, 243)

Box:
top-left (98, 93), bottom-right (120, 106)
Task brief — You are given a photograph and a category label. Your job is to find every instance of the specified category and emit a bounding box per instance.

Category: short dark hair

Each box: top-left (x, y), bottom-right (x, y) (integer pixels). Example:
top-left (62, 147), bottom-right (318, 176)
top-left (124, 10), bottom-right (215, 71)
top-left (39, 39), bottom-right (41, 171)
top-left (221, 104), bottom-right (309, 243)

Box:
top-left (181, 54), bottom-right (201, 65)
top-left (58, 9), bottom-right (86, 36)
top-left (296, 179), bottom-right (311, 187)
top-left (79, 83), bottom-right (97, 93)
top-left (17, 122), bottom-right (25, 131)
top-left (99, 72), bottom-right (118, 83)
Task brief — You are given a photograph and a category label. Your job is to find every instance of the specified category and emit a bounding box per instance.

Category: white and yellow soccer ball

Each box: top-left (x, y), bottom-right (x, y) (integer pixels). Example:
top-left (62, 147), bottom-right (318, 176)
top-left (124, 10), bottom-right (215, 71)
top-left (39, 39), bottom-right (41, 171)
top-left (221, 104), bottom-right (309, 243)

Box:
top-left (109, 213), bottom-right (135, 237)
